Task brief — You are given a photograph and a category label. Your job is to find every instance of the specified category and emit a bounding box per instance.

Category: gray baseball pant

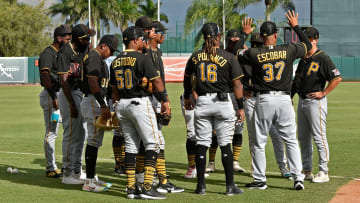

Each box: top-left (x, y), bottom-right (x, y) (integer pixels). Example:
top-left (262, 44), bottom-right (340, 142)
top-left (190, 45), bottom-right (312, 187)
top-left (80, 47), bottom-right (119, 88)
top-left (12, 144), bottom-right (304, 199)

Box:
top-left (40, 89), bottom-right (60, 172)
top-left (298, 97), bottom-right (329, 173)
top-left (58, 88), bottom-right (86, 176)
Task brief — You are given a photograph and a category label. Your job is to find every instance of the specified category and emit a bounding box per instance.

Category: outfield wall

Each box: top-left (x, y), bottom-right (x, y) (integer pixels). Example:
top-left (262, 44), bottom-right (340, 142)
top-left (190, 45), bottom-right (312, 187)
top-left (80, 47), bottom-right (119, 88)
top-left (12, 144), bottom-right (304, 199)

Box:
top-left (0, 56), bottom-right (359, 84)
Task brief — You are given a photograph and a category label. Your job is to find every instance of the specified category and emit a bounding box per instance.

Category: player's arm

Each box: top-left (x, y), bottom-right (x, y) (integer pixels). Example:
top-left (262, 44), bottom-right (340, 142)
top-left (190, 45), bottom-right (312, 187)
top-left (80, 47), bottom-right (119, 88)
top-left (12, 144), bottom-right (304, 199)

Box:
top-left (285, 10), bottom-right (312, 52)
top-left (57, 52), bottom-right (78, 118)
top-left (109, 61), bottom-right (120, 103)
top-left (232, 17), bottom-right (254, 55)
top-left (183, 56), bottom-right (196, 110)
top-left (231, 56), bottom-right (245, 122)
top-left (39, 52), bottom-right (58, 109)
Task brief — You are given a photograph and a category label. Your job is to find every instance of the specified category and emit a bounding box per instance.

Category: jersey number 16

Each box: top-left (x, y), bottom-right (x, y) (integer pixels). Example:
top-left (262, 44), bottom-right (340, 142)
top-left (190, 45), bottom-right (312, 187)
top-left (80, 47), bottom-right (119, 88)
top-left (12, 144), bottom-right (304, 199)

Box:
top-left (199, 63), bottom-right (217, 83)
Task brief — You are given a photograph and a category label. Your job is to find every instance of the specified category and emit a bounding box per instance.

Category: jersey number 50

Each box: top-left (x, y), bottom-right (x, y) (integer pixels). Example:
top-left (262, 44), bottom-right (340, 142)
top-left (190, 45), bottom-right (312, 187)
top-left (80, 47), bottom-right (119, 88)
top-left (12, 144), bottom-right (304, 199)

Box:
top-left (199, 63), bottom-right (217, 83)
top-left (262, 61), bottom-right (285, 82)
top-left (115, 69), bottom-right (133, 89)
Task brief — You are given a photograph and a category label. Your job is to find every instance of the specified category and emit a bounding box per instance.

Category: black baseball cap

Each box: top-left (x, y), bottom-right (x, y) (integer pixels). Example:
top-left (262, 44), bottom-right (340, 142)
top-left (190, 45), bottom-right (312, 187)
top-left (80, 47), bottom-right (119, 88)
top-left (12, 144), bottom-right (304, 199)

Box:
top-left (135, 16), bottom-right (153, 29)
top-left (304, 27), bottom-right (319, 39)
top-left (123, 26), bottom-right (145, 42)
top-left (54, 24), bottom-right (72, 37)
top-left (72, 24), bottom-right (96, 39)
top-left (260, 21), bottom-right (278, 37)
top-left (152, 21), bottom-right (168, 32)
top-left (202, 23), bottom-right (220, 39)
top-left (250, 32), bottom-right (263, 44)
top-left (227, 29), bottom-right (241, 38)
top-left (100, 35), bottom-right (120, 52)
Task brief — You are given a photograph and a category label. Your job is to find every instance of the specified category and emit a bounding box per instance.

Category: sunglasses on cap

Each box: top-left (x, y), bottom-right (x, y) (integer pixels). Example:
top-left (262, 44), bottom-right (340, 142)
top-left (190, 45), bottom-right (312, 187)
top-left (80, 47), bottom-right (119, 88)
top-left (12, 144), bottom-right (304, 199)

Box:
top-left (156, 31), bottom-right (165, 35)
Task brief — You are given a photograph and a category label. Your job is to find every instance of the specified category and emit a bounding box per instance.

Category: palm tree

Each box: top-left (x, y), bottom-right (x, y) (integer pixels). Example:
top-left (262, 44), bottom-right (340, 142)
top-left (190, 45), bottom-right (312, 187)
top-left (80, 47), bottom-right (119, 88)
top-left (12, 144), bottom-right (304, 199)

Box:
top-left (48, 0), bottom-right (123, 37)
top-left (185, 0), bottom-right (257, 50)
top-left (138, 0), bottom-right (168, 23)
top-left (265, 0), bottom-right (295, 21)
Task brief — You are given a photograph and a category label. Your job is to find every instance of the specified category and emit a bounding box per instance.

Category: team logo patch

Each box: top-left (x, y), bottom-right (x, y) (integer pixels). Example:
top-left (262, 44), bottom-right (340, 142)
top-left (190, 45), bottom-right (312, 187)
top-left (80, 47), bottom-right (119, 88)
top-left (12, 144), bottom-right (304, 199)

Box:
top-left (332, 68), bottom-right (340, 76)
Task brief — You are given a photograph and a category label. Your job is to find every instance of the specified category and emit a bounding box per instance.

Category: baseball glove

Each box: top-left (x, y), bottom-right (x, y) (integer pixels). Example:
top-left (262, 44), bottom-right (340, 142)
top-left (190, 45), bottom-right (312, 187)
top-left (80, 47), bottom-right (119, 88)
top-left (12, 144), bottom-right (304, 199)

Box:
top-left (138, 77), bottom-right (153, 93)
top-left (156, 113), bottom-right (171, 126)
top-left (94, 112), bottom-right (120, 131)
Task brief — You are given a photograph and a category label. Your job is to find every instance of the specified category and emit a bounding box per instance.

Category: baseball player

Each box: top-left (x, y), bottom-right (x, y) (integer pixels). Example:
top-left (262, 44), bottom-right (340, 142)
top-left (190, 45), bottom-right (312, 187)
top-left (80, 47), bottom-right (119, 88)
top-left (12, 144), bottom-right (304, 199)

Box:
top-left (292, 27), bottom-right (342, 183)
top-left (39, 24), bottom-right (71, 178)
top-left (80, 35), bottom-right (120, 192)
top-left (57, 24), bottom-right (94, 184)
top-left (183, 22), bottom-right (245, 196)
top-left (112, 122), bottom-right (126, 175)
top-left (239, 32), bottom-right (292, 179)
top-left (242, 11), bottom-right (312, 190)
top-left (206, 22), bottom-right (253, 174)
top-left (110, 26), bottom-right (170, 200)
top-left (148, 21), bottom-right (184, 193)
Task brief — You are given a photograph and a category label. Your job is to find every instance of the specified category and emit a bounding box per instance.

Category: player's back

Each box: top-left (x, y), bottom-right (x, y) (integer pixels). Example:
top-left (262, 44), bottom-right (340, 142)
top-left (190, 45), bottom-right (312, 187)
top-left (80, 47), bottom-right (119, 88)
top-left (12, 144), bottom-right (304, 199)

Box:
top-left (245, 43), bottom-right (306, 92)
top-left (188, 48), bottom-right (242, 94)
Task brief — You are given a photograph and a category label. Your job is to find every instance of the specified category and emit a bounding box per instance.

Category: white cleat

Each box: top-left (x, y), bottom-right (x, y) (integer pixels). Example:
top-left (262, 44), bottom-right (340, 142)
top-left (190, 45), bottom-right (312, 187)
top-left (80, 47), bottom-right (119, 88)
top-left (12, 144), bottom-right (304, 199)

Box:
top-left (82, 178), bottom-right (107, 192)
top-left (233, 161), bottom-right (245, 173)
top-left (184, 167), bottom-right (197, 179)
top-left (206, 161), bottom-right (216, 173)
top-left (312, 171), bottom-right (329, 183)
top-left (94, 175), bottom-right (112, 188)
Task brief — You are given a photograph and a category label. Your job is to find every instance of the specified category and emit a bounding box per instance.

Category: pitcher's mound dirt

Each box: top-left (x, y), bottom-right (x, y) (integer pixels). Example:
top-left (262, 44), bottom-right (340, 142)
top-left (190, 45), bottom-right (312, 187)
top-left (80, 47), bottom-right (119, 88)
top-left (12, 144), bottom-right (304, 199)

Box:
top-left (330, 180), bottom-right (360, 203)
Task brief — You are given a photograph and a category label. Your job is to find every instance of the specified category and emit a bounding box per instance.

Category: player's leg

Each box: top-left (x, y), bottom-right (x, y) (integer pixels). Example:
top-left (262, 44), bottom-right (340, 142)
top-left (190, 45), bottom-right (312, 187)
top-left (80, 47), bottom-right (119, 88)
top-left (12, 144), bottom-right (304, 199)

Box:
top-left (246, 94), bottom-right (273, 189)
top-left (297, 98), bottom-right (314, 180)
top-left (244, 95), bottom-right (256, 175)
top-left (269, 126), bottom-right (290, 178)
top-left (70, 89), bottom-right (86, 178)
top-left (206, 131), bottom-right (217, 173)
top-left (275, 95), bottom-right (304, 190)
top-left (58, 89), bottom-right (81, 183)
top-left (131, 97), bottom-right (166, 199)
top-left (233, 122), bottom-right (245, 173)
top-left (112, 128), bottom-right (125, 175)
top-left (215, 98), bottom-right (243, 195)
top-left (308, 97), bottom-right (329, 183)
top-left (40, 90), bottom-right (61, 178)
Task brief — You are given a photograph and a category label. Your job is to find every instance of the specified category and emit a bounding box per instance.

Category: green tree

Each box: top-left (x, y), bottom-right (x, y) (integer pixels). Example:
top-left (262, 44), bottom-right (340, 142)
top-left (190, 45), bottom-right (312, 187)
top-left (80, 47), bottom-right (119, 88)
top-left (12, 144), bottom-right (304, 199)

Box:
top-left (185, 0), bottom-right (257, 50)
top-left (138, 0), bottom-right (168, 23)
top-left (265, 0), bottom-right (295, 21)
top-left (0, 0), bottom-right (52, 56)
top-left (48, 0), bottom-right (123, 37)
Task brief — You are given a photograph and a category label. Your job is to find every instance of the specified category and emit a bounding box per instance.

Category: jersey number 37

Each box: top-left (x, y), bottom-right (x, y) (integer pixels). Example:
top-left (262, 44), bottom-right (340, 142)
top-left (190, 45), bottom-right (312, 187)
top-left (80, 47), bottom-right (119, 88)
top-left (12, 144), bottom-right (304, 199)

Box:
top-left (262, 61), bottom-right (285, 82)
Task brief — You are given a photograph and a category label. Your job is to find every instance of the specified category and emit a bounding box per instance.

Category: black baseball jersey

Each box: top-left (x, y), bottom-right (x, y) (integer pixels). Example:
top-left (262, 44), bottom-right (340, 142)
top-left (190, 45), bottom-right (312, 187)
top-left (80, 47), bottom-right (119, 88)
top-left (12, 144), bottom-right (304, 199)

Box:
top-left (185, 48), bottom-right (243, 94)
top-left (57, 43), bottom-right (87, 89)
top-left (81, 49), bottom-right (109, 97)
top-left (38, 45), bottom-right (60, 91)
top-left (241, 43), bottom-right (307, 91)
top-left (148, 48), bottom-right (167, 95)
top-left (109, 50), bottom-right (159, 98)
top-left (293, 50), bottom-right (341, 95)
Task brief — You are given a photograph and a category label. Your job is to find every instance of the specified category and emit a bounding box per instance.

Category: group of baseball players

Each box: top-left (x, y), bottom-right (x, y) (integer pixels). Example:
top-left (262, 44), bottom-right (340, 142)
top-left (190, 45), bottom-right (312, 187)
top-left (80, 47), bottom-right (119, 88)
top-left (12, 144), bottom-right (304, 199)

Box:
top-left (38, 10), bottom-right (341, 199)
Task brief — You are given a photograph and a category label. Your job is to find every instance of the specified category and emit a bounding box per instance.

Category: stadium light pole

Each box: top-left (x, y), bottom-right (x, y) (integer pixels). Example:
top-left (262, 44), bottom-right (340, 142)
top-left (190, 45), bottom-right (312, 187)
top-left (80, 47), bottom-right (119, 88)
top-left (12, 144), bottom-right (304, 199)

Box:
top-left (223, 0), bottom-right (226, 49)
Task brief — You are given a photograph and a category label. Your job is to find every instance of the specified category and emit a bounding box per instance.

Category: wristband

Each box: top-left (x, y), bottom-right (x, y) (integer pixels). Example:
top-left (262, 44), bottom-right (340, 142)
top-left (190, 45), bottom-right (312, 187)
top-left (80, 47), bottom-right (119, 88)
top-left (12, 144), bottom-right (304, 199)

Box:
top-left (236, 98), bottom-right (244, 109)
top-left (154, 91), bottom-right (168, 103)
top-left (94, 92), bottom-right (106, 106)
top-left (47, 87), bottom-right (57, 100)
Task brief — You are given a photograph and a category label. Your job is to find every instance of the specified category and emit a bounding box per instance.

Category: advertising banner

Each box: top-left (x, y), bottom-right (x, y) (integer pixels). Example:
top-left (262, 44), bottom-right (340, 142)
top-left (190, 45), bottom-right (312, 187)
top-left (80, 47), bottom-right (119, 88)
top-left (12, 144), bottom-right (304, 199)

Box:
top-left (0, 57), bottom-right (28, 83)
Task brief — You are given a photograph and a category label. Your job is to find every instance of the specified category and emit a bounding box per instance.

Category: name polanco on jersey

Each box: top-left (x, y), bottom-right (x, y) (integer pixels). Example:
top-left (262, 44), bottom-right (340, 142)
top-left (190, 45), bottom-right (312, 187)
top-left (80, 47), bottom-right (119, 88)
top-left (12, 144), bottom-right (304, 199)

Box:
top-left (257, 50), bottom-right (287, 63)
top-left (191, 52), bottom-right (228, 67)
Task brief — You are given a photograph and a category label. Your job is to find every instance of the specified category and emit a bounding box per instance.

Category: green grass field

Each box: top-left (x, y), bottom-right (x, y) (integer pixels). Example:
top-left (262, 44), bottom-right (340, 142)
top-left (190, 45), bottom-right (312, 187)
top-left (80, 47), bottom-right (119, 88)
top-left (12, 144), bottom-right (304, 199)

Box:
top-left (0, 83), bottom-right (359, 202)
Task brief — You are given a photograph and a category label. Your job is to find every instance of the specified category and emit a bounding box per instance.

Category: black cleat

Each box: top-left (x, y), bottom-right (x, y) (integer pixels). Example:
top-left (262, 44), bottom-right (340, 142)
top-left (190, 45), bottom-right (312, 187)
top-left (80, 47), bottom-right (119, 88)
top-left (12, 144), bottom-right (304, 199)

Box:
top-left (294, 181), bottom-right (305, 190)
top-left (225, 184), bottom-right (244, 196)
top-left (140, 185), bottom-right (167, 200)
top-left (157, 181), bottom-right (184, 193)
top-left (195, 183), bottom-right (206, 195)
top-left (127, 184), bottom-right (141, 199)
top-left (245, 181), bottom-right (268, 190)
top-left (114, 166), bottom-right (126, 176)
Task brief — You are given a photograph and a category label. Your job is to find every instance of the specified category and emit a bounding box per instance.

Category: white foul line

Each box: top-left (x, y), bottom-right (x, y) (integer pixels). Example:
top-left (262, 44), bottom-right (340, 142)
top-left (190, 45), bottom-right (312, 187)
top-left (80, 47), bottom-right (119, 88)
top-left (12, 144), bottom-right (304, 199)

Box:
top-left (1, 150), bottom-right (359, 180)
